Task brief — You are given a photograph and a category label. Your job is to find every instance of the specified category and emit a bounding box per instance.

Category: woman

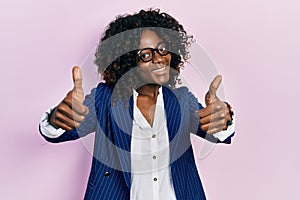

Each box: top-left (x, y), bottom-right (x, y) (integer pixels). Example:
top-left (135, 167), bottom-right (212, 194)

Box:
top-left (40, 9), bottom-right (235, 200)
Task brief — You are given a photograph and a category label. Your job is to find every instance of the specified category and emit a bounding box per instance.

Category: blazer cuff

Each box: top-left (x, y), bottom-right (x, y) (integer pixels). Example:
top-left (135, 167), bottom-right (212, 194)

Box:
top-left (39, 107), bottom-right (65, 138)
top-left (212, 114), bottom-right (236, 142)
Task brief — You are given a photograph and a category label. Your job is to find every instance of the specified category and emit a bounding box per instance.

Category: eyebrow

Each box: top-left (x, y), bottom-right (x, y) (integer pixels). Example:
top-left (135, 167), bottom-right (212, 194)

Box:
top-left (138, 41), bottom-right (166, 51)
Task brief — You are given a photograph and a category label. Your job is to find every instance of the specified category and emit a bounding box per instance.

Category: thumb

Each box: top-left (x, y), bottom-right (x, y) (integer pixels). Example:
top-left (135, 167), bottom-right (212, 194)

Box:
top-left (72, 66), bottom-right (83, 89)
top-left (72, 66), bottom-right (84, 102)
top-left (209, 75), bottom-right (222, 96)
top-left (205, 75), bottom-right (222, 105)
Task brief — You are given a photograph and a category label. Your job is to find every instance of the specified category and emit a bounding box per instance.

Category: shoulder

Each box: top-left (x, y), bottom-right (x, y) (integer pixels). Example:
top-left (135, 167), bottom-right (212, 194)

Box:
top-left (174, 86), bottom-right (189, 94)
top-left (162, 85), bottom-right (197, 102)
top-left (85, 82), bottom-right (113, 108)
top-left (162, 85), bottom-right (189, 94)
top-left (163, 85), bottom-right (202, 108)
top-left (163, 85), bottom-right (191, 98)
top-left (95, 82), bottom-right (112, 92)
top-left (94, 82), bottom-right (113, 97)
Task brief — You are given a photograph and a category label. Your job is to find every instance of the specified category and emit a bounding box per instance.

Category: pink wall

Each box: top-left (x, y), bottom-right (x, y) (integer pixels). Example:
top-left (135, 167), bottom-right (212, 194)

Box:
top-left (1, 0), bottom-right (299, 199)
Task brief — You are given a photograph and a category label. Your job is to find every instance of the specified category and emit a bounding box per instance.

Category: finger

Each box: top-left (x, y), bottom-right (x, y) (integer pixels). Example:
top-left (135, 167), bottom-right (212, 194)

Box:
top-left (205, 75), bottom-right (222, 105)
top-left (54, 111), bottom-right (81, 129)
top-left (207, 126), bottom-right (225, 134)
top-left (72, 66), bottom-right (83, 90)
top-left (72, 66), bottom-right (85, 103)
top-left (200, 119), bottom-right (226, 133)
top-left (51, 117), bottom-right (75, 131)
top-left (200, 109), bottom-right (225, 125)
top-left (198, 104), bottom-right (222, 118)
top-left (50, 112), bottom-right (75, 131)
top-left (209, 75), bottom-right (222, 96)
top-left (64, 93), bottom-right (89, 115)
top-left (201, 119), bottom-right (225, 131)
top-left (57, 102), bottom-right (87, 122)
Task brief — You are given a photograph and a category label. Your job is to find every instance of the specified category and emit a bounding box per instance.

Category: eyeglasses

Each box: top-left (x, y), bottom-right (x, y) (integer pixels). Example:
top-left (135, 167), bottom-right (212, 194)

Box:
top-left (137, 42), bottom-right (170, 63)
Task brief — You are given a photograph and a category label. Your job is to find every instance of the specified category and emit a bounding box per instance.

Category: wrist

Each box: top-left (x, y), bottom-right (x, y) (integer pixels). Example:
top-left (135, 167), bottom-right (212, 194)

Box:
top-left (224, 102), bottom-right (234, 126)
top-left (48, 107), bottom-right (59, 129)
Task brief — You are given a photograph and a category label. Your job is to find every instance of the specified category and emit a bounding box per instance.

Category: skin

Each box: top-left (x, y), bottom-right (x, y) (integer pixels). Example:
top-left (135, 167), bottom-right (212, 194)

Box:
top-left (49, 66), bottom-right (89, 131)
top-left (199, 75), bottom-right (232, 134)
top-left (135, 30), bottom-right (172, 126)
top-left (50, 30), bottom-right (231, 134)
top-left (137, 30), bottom-right (171, 86)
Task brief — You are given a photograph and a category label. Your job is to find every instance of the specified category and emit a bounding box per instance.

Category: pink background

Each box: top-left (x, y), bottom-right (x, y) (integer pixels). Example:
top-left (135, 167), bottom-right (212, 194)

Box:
top-left (1, 0), bottom-right (299, 199)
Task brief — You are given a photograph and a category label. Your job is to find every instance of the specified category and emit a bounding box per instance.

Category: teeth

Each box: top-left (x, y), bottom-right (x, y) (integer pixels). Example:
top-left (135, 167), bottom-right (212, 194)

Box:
top-left (152, 66), bottom-right (166, 72)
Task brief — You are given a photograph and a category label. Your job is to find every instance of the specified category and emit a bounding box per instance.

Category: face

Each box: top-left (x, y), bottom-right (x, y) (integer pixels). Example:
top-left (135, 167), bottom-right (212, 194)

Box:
top-left (137, 29), bottom-right (171, 85)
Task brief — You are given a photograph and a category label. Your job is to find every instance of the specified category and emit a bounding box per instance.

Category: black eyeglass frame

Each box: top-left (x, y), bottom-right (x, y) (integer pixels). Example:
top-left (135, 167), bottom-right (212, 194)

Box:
top-left (137, 41), bottom-right (171, 63)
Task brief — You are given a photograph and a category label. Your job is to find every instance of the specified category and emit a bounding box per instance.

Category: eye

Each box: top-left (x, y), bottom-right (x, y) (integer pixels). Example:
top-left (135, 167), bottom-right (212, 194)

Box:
top-left (138, 49), bottom-right (152, 61)
top-left (140, 52), bottom-right (150, 59)
top-left (158, 46), bottom-right (169, 55)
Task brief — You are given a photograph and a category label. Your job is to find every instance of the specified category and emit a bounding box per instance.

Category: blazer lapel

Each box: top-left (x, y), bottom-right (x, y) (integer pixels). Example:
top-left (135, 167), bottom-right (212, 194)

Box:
top-left (110, 96), bottom-right (133, 189)
top-left (162, 86), bottom-right (181, 142)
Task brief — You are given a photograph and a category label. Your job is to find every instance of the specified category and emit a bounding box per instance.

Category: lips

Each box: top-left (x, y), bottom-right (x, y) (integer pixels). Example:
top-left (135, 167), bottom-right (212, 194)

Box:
top-left (152, 65), bottom-right (167, 73)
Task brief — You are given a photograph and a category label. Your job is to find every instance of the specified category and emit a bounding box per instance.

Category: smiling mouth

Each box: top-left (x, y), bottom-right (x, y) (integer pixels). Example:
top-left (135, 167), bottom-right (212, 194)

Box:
top-left (152, 66), bottom-right (167, 72)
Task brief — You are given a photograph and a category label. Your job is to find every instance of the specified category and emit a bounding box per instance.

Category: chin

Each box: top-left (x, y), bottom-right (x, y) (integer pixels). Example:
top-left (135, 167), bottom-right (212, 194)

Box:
top-left (152, 76), bottom-right (169, 85)
top-left (151, 66), bottom-right (170, 85)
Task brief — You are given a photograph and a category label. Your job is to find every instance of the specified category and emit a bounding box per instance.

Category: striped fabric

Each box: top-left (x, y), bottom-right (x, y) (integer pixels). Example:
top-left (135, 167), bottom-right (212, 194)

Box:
top-left (41, 83), bottom-right (234, 200)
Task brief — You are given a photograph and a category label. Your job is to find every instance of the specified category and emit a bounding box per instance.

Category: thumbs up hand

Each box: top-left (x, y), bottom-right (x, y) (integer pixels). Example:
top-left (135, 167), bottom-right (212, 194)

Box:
top-left (198, 75), bottom-right (232, 134)
top-left (49, 66), bottom-right (89, 131)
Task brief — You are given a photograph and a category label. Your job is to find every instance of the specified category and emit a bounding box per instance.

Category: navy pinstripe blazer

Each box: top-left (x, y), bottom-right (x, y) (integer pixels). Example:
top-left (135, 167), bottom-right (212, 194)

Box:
top-left (42, 83), bottom-right (233, 200)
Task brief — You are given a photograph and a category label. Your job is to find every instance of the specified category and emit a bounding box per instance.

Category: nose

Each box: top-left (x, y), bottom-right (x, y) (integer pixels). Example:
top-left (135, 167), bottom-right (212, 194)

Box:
top-left (152, 50), bottom-right (164, 64)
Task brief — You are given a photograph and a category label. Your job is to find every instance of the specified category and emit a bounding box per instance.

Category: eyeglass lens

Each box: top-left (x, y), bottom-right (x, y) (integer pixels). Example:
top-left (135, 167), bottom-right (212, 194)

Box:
top-left (138, 42), bottom-right (170, 62)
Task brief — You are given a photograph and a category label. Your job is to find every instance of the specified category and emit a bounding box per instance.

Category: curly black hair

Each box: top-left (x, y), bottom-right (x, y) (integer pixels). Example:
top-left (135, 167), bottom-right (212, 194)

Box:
top-left (94, 8), bottom-right (193, 105)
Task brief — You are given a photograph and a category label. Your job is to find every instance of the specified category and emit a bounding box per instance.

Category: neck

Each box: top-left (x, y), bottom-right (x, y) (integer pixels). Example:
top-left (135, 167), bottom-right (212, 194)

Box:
top-left (136, 84), bottom-right (160, 98)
